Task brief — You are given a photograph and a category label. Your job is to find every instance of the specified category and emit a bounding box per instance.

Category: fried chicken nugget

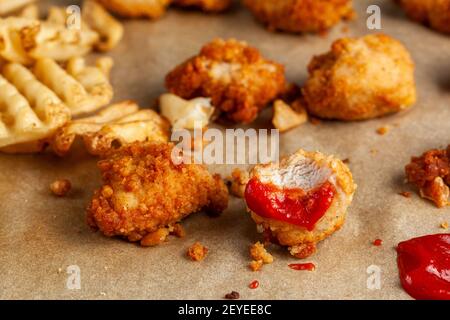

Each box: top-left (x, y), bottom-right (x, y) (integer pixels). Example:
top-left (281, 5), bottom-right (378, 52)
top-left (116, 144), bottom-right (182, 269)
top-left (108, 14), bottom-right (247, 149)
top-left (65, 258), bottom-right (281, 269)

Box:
top-left (165, 38), bottom-right (286, 124)
top-left (95, 0), bottom-right (170, 19)
top-left (395, 0), bottom-right (450, 34)
top-left (244, 149), bottom-right (356, 258)
top-left (87, 142), bottom-right (229, 245)
top-left (172, 0), bottom-right (232, 12)
top-left (302, 34), bottom-right (417, 121)
top-left (243, 0), bottom-right (354, 33)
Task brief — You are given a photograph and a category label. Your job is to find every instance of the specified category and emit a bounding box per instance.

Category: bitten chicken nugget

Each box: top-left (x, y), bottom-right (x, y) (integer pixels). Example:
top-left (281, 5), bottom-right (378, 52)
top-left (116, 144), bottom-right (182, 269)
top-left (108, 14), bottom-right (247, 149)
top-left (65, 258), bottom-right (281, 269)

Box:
top-left (302, 34), bottom-right (417, 121)
top-left (87, 142), bottom-right (229, 245)
top-left (172, 0), bottom-right (232, 12)
top-left (96, 0), bottom-right (170, 19)
top-left (395, 0), bottom-right (450, 34)
top-left (244, 149), bottom-right (356, 258)
top-left (243, 0), bottom-right (354, 33)
top-left (165, 38), bottom-right (286, 124)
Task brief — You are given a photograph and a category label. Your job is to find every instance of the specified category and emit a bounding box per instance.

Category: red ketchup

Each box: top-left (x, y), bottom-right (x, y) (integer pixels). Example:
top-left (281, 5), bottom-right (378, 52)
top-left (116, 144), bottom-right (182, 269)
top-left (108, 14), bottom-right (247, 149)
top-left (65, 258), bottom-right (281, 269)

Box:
top-left (244, 178), bottom-right (336, 231)
top-left (288, 263), bottom-right (316, 271)
top-left (396, 234), bottom-right (450, 300)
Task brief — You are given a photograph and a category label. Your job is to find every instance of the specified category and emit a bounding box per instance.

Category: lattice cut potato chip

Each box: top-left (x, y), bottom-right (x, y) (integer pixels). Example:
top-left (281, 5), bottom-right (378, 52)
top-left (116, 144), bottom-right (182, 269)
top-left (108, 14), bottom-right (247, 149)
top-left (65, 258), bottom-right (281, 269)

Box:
top-left (0, 61), bottom-right (70, 153)
top-left (0, 0), bottom-right (36, 16)
top-left (33, 57), bottom-right (113, 116)
top-left (51, 101), bottom-right (170, 156)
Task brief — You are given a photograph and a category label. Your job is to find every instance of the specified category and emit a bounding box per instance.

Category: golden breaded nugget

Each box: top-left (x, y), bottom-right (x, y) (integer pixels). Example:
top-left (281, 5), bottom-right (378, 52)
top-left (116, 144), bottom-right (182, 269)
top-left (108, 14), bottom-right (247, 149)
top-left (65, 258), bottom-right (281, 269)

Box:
top-left (96, 0), bottom-right (171, 19)
top-left (0, 62), bottom-right (70, 153)
top-left (244, 0), bottom-right (354, 33)
top-left (0, 0), bottom-right (35, 16)
top-left (166, 38), bottom-right (286, 124)
top-left (33, 57), bottom-right (113, 116)
top-left (51, 101), bottom-right (170, 156)
top-left (87, 142), bottom-right (229, 245)
top-left (173, 0), bottom-right (232, 12)
top-left (245, 149), bottom-right (356, 258)
top-left (303, 34), bottom-right (417, 121)
top-left (82, 0), bottom-right (124, 52)
top-left (395, 0), bottom-right (450, 34)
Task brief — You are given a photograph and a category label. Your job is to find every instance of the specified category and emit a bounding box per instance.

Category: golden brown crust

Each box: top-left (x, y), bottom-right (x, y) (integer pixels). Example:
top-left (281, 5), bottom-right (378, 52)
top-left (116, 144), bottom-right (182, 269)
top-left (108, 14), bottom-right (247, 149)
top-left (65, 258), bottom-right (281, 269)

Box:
top-left (244, 0), bottom-right (354, 33)
top-left (87, 142), bottom-right (229, 244)
top-left (246, 149), bottom-right (356, 258)
top-left (302, 34), bottom-right (417, 121)
top-left (165, 38), bottom-right (286, 124)
top-left (187, 242), bottom-right (209, 261)
top-left (395, 0), bottom-right (450, 34)
top-left (172, 0), bottom-right (232, 12)
top-left (96, 0), bottom-right (170, 18)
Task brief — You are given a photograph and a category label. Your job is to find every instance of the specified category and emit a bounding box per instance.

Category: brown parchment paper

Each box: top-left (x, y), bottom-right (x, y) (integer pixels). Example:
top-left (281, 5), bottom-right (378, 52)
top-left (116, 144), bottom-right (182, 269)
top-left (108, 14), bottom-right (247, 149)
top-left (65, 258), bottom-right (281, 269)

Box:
top-left (1, 0), bottom-right (449, 300)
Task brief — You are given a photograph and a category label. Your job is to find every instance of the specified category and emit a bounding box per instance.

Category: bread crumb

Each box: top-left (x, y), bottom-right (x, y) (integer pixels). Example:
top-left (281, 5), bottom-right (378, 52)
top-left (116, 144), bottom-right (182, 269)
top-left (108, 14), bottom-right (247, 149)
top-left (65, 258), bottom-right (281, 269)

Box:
top-left (227, 168), bottom-right (249, 198)
top-left (249, 242), bottom-right (273, 271)
top-left (140, 228), bottom-right (170, 247)
top-left (342, 158), bottom-right (350, 164)
top-left (441, 221), bottom-right (448, 230)
top-left (50, 179), bottom-right (71, 197)
top-left (57, 268), bottom-right (62, 274)
top-left (100, 292), bottom-right (106, 296)
top-left (398, 191), bottom-right (412, 198)
top-left (224, 291), bottom-right (240, 300)
top-left (171, 223), bottom-right (186, 238)
top-left (187, 242), bottom-right (208, 261)
top-left (376, 126), bottom-right (389, 135)
top-left (370, 149), bottom-right (378, 155)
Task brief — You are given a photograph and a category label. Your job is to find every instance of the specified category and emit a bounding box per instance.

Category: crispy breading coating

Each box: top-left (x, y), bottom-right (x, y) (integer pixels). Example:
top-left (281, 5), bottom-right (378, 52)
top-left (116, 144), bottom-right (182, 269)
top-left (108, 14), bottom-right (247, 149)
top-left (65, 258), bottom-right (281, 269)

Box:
top-left (245, 149), bottom-right (356, 259)
top-left (87, 142), bottom-right (229, 245)
top-left (302, 34), bottom-right (417, 121)
top-left (395, 0), bottom-right (450, 34)
top-left (243, 0), bottom-right (354, 33)
top-left (96, 0), bottom-right (170, 19)
top-left (165, 38), bottom-right (286, 124)
top-left (172, 0), bottom-right (232, 12)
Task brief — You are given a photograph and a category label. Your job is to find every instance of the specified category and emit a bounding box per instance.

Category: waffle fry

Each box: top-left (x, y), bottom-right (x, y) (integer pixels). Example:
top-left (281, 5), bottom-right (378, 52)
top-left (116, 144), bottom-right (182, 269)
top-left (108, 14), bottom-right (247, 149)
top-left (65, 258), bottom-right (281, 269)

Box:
top-left (51, 101), bottom-right (170, 156)
top-left (0, 61), bottom-right (70, 153)
top-left (82, 0), bottom-right (124, 52)
top-left (33, 57), bottom-right (113, 116)
top-left (0, 0), bottom-right (35, 16)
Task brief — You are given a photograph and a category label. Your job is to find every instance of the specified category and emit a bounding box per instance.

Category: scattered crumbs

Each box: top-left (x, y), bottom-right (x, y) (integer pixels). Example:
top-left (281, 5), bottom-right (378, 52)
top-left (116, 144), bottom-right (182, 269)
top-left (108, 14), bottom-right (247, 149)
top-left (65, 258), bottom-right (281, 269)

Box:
top-left (343, 158), bottom-right (350, 164)
top-left (249, 242), bottom-right (273, 271)
top-left (441, 221), bottom-right (448, 230)
top-left (370, 149), bottom-right (378, 155)
top-left (224, 291), bottom-right (240, 300)
top-left (376, 126), bottom-right (389, 135)
top-left (171, 223), bottom-right (186, 238)
top-left (104, 266), bottom-right (108, 271)
top-left (310, 117), bottom-right (322, 125)
top-left (249, 260), bottom-right (263, 272)
top-left (398, 191), bottom-right (412, 198)
top-left (373, 239), bottom-right (383, 246)
top-left (57, 268), bottom-right (62, 274)
top-left (187, 242), bottom-right (208, 261)
top-left (50, 179), bottom-right (72, 197)
top-left (99, 292), bottom-right (106, 296)
top-left (288, 263), bottom-right (316, 271)
top-left (249, 280), bottom-right (260, 289)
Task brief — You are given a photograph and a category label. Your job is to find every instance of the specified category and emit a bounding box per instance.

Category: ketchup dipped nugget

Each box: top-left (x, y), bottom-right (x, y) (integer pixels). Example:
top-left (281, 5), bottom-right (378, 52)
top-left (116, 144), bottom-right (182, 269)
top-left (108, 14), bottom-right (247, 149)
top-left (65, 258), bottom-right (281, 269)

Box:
top-left (244, 149), bottom-right (356, 258)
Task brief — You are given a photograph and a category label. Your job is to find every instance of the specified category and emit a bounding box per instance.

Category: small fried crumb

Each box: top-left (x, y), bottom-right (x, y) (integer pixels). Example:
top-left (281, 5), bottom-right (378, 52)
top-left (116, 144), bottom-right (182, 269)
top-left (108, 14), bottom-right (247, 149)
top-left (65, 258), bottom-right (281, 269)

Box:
top-left (187, 242), bottom-right (208, 261)
top-left (57, 268), bottom-right (62, 274)
top-left (370, 149), bottom-right (378, 155)
top-left (310, 117), bottom-right (322, 125)
top-left (99, 292), bottom-right (106, 296)
top-left (50, 179), bottom-right (71, 197)
top-left (399, 191), bottom-right (412, 198)
top-left (224, 291), bottom-right (240, 300)
top-left (249, 241), bottom-right (273, 271)
top-left (342, 158), bottom-right (350, 164)
top-left (171, 223), bottom-right (186, 238)
top-left (228, 168), bottom-right (250, 198)
top-left (249, 260), bottom-right (263, 272)
top-left (441, 221), bottom-right (449, 230)
top-left (140, 228), bottom-right (170, 247)
top-left (376, 126), bottom-right (389, 135)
